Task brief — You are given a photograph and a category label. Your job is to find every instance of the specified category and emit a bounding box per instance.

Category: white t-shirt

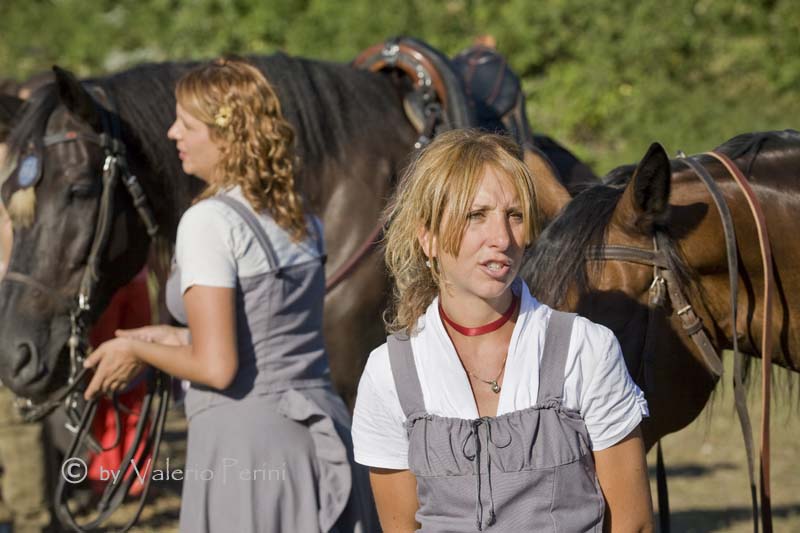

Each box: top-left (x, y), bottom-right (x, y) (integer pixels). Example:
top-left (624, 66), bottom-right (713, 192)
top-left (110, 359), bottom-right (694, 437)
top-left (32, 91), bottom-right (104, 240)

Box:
top-left (174, 187), bottom-right (324, 293)
top-left (352, 280), bottom-right (649, 470)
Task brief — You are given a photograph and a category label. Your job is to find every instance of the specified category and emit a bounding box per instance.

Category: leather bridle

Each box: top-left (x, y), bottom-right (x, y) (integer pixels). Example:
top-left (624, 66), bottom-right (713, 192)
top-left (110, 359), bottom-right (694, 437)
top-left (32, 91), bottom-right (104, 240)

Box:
top-left (588, 151), bottom-right (774, 533)
top-left (2, 84), bottom-right (168, 533)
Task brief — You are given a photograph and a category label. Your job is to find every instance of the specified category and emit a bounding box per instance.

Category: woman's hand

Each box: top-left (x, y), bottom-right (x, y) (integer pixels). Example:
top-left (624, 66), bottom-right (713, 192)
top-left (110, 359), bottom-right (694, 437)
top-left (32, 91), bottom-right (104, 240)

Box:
top-left (115, 325), bottom-right (190, 346)
top-left (83, 337), bottom-right (145, 400)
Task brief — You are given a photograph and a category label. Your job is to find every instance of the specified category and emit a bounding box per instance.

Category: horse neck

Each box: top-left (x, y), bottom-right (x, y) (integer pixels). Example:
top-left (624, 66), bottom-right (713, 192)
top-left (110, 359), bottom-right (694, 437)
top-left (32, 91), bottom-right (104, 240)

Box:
top-left (670, 152), bottom-right (800, 371)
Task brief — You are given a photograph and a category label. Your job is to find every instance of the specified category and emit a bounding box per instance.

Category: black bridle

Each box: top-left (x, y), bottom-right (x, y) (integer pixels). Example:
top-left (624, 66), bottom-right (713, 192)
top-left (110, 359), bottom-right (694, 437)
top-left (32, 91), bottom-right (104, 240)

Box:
top-left (2, 84), bottom-right (168, 532)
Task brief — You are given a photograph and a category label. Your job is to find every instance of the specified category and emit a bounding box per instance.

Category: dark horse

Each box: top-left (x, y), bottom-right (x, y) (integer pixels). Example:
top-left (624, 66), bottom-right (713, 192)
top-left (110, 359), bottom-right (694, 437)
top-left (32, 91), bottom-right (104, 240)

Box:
top-left (522, 129), bottom-right (800, 448)
top-left (0, 53), bottom-right (590, 407)
top-left (0, 55), bottom-right (419, 404)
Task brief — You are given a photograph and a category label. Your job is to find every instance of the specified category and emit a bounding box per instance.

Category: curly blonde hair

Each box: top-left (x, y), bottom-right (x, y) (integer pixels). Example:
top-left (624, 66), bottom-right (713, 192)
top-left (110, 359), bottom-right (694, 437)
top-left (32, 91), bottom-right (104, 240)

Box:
top-left (175, 57), bottom-right (307, 241)
top-left (383, 129), bottom-right (539, 334)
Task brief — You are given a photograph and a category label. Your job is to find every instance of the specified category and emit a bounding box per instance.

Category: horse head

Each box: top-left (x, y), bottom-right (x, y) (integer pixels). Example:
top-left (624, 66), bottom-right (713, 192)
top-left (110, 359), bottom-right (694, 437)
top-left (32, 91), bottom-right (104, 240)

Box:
top-left (0, 66), bottom-right (152, 400)
top-left (523, 142), bottom-right (723, 447)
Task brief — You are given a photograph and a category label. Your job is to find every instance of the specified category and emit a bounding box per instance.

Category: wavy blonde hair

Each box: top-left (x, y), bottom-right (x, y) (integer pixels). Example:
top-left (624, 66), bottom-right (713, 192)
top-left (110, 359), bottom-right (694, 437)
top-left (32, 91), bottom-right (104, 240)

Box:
top-left (383, 129), bottom-right (539, 334)
top-left (175, 57), bottom-right (307, 241)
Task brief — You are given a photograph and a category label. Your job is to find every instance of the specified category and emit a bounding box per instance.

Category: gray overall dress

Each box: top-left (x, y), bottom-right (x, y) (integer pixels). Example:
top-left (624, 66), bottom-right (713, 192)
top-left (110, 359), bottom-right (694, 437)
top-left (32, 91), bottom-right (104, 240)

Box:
top-left (387, 311), bottom-right (605, 532)
top-left (167, 194), bottom-right (376, 533)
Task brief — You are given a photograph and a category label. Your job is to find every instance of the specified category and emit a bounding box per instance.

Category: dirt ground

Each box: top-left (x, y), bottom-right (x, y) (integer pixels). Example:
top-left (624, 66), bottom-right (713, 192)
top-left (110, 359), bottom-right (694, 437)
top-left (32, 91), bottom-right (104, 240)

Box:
top-left (647, 355), bottom-right (800, 533)
top-left (12, 353), bottom-right (799, 532)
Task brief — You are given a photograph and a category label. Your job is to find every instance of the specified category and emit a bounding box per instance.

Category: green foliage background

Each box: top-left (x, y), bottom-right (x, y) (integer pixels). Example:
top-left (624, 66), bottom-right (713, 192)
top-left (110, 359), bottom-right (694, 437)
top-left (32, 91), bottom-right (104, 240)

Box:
top-left (1, 0), bottom-right (798, 173)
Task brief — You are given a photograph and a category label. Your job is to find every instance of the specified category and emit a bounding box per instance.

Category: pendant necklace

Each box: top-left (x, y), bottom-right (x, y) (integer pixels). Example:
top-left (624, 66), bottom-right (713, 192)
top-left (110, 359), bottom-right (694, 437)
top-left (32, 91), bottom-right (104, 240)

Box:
top-left (439, 292), bottom-right (519, 394)
top-left (466, 354), bottom-right (508, 393)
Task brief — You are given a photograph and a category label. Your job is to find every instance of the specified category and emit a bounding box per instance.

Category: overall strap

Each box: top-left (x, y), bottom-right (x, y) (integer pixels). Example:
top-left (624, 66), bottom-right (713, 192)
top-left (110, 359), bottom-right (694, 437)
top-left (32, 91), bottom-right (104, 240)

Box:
top-left (308, 215), bottom-right (328, 264)
top-left (210, 195), bottom-right (281, 273)
top-left (536, 310), bottom-right (577, 403)
top-left (386, 334), bottom-right (427, 418)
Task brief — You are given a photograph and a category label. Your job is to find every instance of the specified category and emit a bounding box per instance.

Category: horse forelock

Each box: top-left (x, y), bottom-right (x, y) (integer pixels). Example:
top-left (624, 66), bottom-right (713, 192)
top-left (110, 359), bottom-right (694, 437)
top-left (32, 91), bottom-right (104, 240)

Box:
top-left (7, 186), bottom-right (36, 228)
top-left (524, 183), bottom-right (623, 307)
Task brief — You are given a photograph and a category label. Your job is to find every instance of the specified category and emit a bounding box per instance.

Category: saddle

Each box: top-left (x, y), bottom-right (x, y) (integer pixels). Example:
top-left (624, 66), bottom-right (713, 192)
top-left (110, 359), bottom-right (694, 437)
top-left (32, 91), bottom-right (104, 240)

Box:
top-left (353, 36), bottom-right (534, 149)
top-left (451, 43), bottom-right (533, 149)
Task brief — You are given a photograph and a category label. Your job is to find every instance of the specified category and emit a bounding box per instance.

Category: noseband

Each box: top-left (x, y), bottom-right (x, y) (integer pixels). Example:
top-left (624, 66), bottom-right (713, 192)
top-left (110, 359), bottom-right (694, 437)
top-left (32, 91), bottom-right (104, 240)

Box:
top-left (2, 84), bottom-right (168, 532)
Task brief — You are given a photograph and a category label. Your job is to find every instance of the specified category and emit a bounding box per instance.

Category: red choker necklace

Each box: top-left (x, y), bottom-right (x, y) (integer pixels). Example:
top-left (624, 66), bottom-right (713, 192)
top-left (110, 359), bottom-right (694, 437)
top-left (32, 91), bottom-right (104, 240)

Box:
top-left (439, 293), bottom-right (520, 336)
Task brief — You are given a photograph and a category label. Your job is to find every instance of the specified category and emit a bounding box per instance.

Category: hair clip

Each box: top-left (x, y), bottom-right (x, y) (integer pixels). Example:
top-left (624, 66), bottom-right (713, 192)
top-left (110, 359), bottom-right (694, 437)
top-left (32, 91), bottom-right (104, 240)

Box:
top-left (214, 105), bottom-right (233, 128)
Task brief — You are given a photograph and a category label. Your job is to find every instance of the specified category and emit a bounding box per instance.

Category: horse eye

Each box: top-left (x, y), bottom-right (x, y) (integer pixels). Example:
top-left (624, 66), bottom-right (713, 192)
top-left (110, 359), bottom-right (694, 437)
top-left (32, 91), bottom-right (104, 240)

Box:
top-left (69, 182), bottom-right (100, 198)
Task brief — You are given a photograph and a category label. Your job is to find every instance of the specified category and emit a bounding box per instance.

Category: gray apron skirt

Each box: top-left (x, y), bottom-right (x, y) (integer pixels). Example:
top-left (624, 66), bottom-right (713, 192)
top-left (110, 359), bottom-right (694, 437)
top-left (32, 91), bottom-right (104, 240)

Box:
top-left (387, 311), bottom-right (605, 532)
top-left (167, 195), bottom-right (376, 533)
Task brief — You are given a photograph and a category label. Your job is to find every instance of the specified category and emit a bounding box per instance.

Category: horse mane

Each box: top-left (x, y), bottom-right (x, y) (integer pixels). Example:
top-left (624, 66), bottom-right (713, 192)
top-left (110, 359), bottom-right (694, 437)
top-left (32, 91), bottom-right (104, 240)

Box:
top-left (711, 129), bottom-right (800, 182)
top-left (715, 129), bottom-right (800, 159)
top-left (602, 163), bottom-right (637, 186)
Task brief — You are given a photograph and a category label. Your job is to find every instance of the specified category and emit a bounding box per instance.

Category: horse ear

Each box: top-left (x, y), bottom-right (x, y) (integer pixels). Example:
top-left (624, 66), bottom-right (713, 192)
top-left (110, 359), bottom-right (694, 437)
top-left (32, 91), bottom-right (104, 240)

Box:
top-left (523, 147), bottom-right (571, 224)
top-left (616, 142), bottom-right (671, 232)
top-left (52, 65), bottom-right (101, 131)
top-left (0, 94), bottom-right (24, 137)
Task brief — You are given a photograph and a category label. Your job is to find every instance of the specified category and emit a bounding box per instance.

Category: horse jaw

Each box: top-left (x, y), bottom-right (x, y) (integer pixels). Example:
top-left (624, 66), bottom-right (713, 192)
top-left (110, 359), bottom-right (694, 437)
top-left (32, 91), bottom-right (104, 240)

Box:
top-left (524, 148), bottom-right (570, 224)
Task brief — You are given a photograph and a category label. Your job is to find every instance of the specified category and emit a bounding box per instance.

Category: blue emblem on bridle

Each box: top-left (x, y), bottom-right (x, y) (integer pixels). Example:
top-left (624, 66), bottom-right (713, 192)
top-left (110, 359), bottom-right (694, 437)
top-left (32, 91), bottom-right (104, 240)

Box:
top-left (17, 155), bottom-right (40, 188)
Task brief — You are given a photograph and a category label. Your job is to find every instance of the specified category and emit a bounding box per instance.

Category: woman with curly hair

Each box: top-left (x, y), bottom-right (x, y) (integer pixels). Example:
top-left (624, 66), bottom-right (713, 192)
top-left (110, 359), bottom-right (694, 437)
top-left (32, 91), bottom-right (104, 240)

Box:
top-left (352, 129), bottom-right (653, 532)
top-left (83, 57), bottom-right (376, 533)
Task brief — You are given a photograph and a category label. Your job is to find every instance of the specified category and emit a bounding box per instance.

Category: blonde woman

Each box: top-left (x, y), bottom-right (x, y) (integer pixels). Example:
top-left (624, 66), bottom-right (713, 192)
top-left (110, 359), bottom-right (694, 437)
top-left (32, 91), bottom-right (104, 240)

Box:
top-left (84, 58), bottom-right (375, 533)
top-left (352, 130), bottom-right (653, 532)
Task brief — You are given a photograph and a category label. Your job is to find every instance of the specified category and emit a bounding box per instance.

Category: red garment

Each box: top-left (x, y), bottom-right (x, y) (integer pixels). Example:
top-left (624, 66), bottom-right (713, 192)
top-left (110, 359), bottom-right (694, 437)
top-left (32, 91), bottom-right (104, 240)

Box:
top-left (87, 268), bottom-right (152, 496)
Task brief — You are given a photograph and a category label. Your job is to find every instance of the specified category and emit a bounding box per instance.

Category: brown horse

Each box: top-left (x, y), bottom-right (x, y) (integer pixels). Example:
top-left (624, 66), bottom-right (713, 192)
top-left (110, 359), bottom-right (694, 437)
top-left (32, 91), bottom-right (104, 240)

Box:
top-left (522, 130), bottom-right (800, 448)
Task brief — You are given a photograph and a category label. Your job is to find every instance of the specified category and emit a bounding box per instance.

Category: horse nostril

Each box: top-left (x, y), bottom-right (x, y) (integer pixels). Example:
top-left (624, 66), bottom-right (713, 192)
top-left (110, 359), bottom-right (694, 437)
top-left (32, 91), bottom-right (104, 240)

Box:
top-left (13, 341), bottom-right (37, 378)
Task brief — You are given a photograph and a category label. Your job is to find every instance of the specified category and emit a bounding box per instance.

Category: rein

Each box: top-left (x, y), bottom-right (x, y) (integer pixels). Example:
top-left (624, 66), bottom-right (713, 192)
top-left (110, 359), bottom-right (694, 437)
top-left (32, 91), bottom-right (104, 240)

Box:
top-left (324, 221), bottom-right (384, 294)
top-left (589, 153), bottom-right (774, 532)
top-left (707, 150), bottom-right (774, 533)
top-left (3, 84), bottom-right (168, 532)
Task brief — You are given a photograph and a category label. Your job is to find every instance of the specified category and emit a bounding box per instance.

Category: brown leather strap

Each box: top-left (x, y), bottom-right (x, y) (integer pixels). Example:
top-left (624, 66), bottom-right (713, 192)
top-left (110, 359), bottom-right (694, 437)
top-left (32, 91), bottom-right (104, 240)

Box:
top-left (589, 243), bottom-right (723, 379)
top-left (324, 222), bottom-right (384, 294)
top-left (707, 150), bottom-right (774, 533)
top-left (680, 154), bottom-right (759, 530)
top-left (590, 245), bottom-right (669, 268)
top-left (660, 268), bottom-right (724, 377)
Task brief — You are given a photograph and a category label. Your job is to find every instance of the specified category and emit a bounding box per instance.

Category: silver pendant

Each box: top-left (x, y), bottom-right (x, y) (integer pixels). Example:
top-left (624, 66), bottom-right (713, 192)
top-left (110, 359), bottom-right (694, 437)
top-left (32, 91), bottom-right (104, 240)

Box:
top-left (490, 381), bottom-right (501, 394)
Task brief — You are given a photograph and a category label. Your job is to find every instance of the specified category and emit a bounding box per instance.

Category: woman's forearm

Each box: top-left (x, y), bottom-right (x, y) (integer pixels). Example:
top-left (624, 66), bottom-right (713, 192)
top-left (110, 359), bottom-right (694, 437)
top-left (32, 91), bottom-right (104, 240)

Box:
top-left (128, 339), bottom-right (236, 389)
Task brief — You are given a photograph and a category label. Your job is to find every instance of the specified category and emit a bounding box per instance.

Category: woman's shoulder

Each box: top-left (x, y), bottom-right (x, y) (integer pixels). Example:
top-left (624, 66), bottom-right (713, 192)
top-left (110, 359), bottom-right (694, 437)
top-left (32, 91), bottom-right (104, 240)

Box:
top-left (529, 298), bottom-right (617, 364)
top-left (570, 314), bottom-right (616, 348)
top-left (177, 197), bottom-right (239, 235)
top-left (362, 340), bottom-right (395, 393)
